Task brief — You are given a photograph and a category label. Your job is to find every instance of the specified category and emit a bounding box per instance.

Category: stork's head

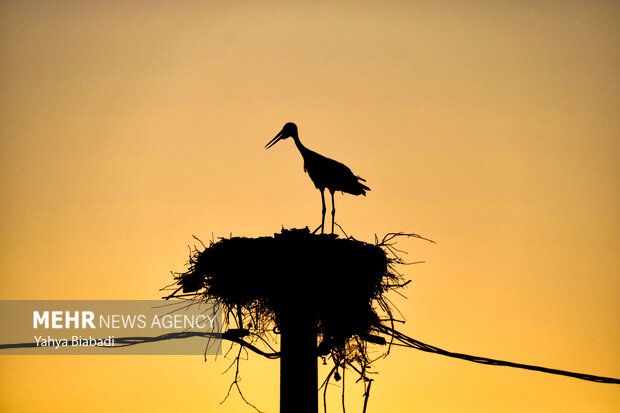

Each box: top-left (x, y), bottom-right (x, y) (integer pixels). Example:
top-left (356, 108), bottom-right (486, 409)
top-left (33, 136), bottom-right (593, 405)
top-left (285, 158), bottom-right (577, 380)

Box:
top-left (265, 122), bottom-right (298, 149)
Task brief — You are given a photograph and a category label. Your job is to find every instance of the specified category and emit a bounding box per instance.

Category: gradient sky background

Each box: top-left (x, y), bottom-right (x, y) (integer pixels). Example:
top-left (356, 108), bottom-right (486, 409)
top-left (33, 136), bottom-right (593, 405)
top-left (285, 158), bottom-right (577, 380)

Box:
top-left (1, 1), bottom-right (619, 412)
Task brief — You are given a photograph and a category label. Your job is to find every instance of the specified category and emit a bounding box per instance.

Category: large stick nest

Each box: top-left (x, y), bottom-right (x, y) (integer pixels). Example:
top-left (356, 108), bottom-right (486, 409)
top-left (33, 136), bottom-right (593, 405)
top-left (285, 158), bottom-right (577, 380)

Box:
top-left (168, 228), bottom-right (422, 357)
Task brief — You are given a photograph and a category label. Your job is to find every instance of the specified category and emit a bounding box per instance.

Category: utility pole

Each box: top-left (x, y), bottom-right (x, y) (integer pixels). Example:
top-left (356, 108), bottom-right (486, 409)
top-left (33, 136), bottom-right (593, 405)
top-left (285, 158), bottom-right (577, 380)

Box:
top-left (278, 298), bottom-right (318, 413)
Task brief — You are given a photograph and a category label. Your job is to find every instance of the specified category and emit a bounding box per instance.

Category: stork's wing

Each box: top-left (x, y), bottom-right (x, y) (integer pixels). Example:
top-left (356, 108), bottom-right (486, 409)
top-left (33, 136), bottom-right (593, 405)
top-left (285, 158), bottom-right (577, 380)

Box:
top-left (307, 152), bottom-right (370, 195)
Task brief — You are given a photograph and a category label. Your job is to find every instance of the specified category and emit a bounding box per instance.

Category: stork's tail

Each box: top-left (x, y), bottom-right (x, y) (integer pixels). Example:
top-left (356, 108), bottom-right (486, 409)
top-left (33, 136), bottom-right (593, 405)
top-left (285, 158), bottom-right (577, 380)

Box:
top-left (352, 176), bottom-right (370, 196)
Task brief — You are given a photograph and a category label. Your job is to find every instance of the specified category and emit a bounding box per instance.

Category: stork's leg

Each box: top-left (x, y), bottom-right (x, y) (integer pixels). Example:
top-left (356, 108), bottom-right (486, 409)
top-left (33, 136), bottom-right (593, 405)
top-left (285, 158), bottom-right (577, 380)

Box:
top-left (330, 190), bottom-right (335, 234)
top-left (321, 189), bottom-right (326, 234)
top-left (312, 189), bottom-right (326, 234)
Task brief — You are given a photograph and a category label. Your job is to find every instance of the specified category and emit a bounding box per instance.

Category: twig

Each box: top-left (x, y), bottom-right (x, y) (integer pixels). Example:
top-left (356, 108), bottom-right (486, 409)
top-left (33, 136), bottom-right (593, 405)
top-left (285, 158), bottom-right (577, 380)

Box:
top-left (321, 364), bottom-right (338, 413)
top-left (362, 379), bottom-right (373, 413)
top-left (341, 366), bottom-right (346, 413)
top-left (334, 222), bottom-right (349, 238)
top-left (220, 346), bottom-right (264, 413)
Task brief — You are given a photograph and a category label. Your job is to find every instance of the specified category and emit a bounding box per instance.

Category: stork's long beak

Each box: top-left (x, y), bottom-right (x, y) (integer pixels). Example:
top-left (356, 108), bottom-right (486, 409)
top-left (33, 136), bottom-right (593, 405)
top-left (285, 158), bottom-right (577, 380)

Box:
top-left (265, 131), bottom-right (283, 149)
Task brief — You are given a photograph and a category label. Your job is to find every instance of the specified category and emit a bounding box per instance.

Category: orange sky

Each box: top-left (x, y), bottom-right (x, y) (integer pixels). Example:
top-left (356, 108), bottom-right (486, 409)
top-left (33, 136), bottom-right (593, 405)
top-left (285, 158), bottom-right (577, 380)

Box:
top-left (1, 1), bottom-right (619, 412)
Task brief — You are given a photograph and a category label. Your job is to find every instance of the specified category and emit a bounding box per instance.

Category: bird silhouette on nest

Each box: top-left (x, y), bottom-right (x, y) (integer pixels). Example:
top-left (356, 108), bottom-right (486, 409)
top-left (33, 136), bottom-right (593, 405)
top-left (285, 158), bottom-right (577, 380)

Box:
top-left (265, 122), bottom-right (370, 234)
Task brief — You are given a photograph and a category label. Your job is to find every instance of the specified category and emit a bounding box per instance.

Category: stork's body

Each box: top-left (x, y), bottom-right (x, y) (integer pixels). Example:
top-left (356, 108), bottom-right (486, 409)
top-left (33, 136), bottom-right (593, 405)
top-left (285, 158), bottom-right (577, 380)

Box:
top-left (266, 123), bottom-right (370, 234)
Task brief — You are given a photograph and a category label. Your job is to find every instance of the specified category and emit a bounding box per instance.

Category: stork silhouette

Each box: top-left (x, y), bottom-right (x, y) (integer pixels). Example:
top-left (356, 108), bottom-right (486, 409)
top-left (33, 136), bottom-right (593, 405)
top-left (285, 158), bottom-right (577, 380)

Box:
top-left (265, 122), bottom-right (370, 234)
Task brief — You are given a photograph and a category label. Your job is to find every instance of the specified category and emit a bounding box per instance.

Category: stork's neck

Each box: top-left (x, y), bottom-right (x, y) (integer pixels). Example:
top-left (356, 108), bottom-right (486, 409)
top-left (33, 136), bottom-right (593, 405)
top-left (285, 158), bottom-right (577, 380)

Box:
top-left (292, 134), bottom-right (309, 157)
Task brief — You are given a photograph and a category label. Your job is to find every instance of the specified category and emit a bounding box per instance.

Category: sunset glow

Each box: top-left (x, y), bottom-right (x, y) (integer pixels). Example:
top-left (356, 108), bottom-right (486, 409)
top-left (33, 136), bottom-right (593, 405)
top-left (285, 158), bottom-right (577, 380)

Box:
top-left (1, 1), bottom-right (619, 412)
